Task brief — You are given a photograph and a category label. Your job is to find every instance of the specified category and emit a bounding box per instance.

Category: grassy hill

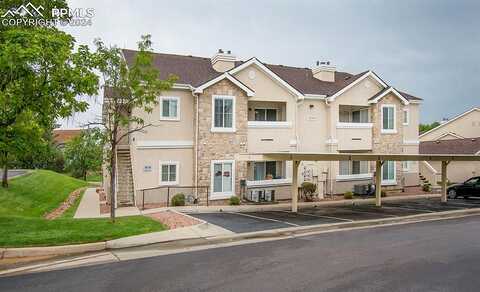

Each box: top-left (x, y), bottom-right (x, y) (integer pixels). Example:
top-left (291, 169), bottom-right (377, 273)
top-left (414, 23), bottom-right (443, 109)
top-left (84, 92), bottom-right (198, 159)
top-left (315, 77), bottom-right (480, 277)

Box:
top-left (0, 170), bottom-right (166, 247)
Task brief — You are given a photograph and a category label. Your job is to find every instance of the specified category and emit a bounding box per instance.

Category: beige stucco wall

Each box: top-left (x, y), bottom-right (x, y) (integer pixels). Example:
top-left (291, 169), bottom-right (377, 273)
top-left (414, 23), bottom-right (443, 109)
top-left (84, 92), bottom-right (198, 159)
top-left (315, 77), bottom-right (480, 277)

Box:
top-left (130, 89), bottom-right (195, 142)
top-left (428, 161), bottom-right (480, 184)
top-left (235, 64), bottom-right (298, 153)
top-left (420, 108), bottom-right (480, 141)
top-left (131, 148), bottom-right (194, 190)
top-left (297, 100), bottom-right (329, 152)
top-left (403, 103), bottom-right (420, 142)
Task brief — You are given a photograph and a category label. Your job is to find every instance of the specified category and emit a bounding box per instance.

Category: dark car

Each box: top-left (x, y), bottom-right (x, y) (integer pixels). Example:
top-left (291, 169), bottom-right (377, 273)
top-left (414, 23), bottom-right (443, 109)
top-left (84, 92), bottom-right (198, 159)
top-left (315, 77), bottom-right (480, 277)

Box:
top-left (447, 176), bottom-right (480, 199)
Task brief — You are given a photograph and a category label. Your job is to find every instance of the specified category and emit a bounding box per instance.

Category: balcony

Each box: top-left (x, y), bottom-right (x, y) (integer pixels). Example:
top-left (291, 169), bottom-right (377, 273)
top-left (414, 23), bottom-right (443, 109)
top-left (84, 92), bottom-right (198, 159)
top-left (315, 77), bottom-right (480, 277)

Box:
top-left (336, 122), bottom-right (373, 151)
top-left (247, 101), bottom-right (295, 152)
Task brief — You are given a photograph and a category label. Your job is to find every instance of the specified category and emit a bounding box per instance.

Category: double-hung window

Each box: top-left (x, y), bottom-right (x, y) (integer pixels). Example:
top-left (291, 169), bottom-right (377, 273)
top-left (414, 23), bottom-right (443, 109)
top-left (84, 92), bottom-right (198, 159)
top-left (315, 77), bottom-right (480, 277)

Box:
top-left (254, 108), bottom-right (278, 121)
top-left (212, 95), bottom-right (235, 132)
top-left (212, 160), bottom-right (235, 197)
top-left (382, 161), bottom-right (396, 184)
top-left (160, 96), bottom-right (180, 120)
top-left (403, 109), bottom-right (409, 125)
top-left (159, 161), bottom-right (179, 185)
top-left (381, 105), bottom-right (396, 133)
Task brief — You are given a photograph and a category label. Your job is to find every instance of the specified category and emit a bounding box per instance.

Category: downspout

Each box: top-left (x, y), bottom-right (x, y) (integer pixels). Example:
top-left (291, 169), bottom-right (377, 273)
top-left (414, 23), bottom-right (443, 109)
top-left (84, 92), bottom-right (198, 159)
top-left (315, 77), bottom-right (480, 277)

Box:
top-left (325, 97), bottom-right (334, 197)
top-left (192, 90), bottom-right (200, 198)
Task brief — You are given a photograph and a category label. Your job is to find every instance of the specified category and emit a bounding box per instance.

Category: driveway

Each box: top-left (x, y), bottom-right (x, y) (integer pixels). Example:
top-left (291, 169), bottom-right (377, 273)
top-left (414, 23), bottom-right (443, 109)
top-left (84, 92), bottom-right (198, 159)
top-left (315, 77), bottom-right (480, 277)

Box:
top-left (188, 198), bottom-right (480, 233)
top-left (0, 170), bottom-right (27, 179)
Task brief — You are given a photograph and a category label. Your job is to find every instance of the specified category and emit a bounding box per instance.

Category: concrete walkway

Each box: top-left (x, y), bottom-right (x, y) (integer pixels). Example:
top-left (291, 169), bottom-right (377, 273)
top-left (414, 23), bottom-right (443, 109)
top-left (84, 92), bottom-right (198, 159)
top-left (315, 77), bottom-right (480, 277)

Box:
top-left (74, 188), bottom-right (100, 218)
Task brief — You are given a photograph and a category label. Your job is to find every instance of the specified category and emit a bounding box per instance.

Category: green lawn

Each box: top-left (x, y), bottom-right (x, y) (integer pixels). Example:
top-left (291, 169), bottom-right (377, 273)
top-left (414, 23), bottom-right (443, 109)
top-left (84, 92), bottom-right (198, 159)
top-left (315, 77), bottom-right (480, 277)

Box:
top-left (0, 170), bottom-right (166, 247)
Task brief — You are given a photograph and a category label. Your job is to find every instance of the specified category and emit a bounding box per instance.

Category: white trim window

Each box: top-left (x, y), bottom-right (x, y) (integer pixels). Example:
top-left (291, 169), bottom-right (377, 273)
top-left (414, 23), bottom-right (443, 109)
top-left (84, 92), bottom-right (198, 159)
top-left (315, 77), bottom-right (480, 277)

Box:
top-left (211, 160), bottom-right (235, 198)
top-left (212, 95), bottom-right (235, 132)
top-left (381, 104), bottom-right (396, 133)
top-left (159, 161), bottom-right (179, 185)
top-left (382, 161), bottom-right (396, 185)
top-left (403, 109), bottom-right (409, 125)
top-left (160, 96), bottom-right (180, 120)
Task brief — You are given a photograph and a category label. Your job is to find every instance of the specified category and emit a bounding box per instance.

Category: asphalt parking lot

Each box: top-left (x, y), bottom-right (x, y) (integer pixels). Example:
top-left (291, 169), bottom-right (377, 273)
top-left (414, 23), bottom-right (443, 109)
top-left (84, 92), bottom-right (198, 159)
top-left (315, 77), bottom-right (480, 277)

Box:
top-left (187, 198), bottom-right (480, 233)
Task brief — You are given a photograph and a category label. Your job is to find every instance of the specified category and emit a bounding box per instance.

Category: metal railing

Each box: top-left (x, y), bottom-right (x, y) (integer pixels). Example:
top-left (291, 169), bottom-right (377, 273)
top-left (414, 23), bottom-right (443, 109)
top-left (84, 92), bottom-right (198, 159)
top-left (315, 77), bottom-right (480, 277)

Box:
top-left (138, 185), bottom-right (210, 210)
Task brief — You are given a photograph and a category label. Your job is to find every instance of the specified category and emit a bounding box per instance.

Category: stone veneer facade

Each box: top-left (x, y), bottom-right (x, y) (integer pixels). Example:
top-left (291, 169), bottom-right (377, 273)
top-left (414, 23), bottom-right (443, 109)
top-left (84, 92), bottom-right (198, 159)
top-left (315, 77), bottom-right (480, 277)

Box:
top-left (371, 93), bottom-right (405, 188)
top-left (196, 79), bottom-right (248, 203)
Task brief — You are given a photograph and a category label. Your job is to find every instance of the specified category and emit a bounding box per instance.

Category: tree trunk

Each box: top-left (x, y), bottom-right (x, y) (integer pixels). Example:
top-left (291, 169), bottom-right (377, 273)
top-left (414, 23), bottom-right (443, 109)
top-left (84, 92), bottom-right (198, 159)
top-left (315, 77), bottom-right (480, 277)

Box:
top-left (110, 148), bottom-right (116, 222)
top-left (2, 152), bottom-right (8, 188)
top-left (84, 170), bottom-right (87, 181)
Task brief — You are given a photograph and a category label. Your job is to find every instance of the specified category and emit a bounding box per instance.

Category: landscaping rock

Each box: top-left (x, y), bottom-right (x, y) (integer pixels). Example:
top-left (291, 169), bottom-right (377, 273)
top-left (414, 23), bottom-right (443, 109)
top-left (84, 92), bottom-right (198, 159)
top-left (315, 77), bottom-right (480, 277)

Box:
top-left (44, 187), bottom-right (87, 220)
top-left (146, 211), bottom-right (201, 229)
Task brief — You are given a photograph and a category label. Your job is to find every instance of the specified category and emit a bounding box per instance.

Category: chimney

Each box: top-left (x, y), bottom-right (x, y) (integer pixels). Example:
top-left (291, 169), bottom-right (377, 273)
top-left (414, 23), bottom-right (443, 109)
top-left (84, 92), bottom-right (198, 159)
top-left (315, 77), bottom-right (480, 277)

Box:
top-left (211, 49), bottom-right (236, 72)
top-left (312, 60), bottom-right (336, 82)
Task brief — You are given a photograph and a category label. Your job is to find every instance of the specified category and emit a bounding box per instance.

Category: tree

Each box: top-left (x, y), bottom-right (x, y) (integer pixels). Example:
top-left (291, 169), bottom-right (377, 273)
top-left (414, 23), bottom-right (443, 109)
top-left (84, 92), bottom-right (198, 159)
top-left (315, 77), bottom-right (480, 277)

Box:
top-left (419, 122), bottom-right (440, 134)
top-left (91, 35), bottom-right (176, 221)
top-left (0, 24), bottom-right (98, 187)
top-left (64, 129), bottom-right (103, 181)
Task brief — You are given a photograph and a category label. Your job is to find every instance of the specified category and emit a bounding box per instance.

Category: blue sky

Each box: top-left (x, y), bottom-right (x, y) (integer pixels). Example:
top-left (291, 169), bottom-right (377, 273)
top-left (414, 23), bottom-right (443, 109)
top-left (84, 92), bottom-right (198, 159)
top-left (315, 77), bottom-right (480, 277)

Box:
top-left (60, 0), bottom-right (480, 127)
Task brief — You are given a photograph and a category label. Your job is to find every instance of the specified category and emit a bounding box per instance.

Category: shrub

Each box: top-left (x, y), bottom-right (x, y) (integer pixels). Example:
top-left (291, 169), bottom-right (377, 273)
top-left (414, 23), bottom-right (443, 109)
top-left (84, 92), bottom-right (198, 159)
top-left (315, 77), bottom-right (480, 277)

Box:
top-left (171, 193), bottom-right (185, 206)
top-left (229, 196), bottom-right (240, 205)
top-left (422, 183), bottom-right (431, 192)
top-left (344, 191), bottom-right (353, 199)
top-left (381, 190), bottom-right (387, 197)
top-left (302, 182), bottom-right (317, 202)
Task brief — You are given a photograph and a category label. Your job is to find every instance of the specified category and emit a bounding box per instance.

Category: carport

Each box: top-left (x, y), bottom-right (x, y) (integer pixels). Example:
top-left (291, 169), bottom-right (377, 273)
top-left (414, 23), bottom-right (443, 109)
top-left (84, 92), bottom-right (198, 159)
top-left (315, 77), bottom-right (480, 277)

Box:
top-left (240, 153), bottom-right (480, 212)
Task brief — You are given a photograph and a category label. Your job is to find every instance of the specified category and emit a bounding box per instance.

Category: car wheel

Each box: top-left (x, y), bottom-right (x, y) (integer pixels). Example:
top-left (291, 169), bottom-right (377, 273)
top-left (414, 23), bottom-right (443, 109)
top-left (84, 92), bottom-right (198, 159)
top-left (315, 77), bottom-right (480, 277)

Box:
top-left (448, 189), bottom-right (457, 199)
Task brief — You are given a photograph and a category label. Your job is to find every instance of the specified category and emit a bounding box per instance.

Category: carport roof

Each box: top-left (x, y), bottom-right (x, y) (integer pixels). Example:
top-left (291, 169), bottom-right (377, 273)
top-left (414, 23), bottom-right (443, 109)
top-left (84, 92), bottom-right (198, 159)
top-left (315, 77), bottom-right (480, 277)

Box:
top-left (239, 152), bottom-right (480, 162)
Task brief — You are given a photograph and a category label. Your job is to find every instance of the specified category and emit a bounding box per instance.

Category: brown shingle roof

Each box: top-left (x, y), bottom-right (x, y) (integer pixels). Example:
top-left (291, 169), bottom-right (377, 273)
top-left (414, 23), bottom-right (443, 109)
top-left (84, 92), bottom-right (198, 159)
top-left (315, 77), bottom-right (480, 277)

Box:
top-left (53, 129), bottom-right (82, 145)
top-left (420, 138), bottom-right (480, 155)
top-left (121, 49), bottom-right (421, 100)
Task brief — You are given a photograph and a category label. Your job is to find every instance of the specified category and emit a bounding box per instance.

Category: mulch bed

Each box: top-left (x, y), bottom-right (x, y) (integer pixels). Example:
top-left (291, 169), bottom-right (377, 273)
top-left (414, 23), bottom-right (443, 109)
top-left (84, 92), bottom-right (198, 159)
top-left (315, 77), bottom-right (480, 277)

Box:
top-left (146, 210), bottom-right (201, 229)
top-left (44, 187), bottom-right (87, 220)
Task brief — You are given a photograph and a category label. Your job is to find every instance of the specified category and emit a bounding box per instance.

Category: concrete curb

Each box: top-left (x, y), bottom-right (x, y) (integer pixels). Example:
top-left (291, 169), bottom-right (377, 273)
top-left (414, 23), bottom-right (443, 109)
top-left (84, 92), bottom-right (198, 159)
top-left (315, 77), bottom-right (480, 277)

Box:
top-left (2, 242), bottom-right (106, 259)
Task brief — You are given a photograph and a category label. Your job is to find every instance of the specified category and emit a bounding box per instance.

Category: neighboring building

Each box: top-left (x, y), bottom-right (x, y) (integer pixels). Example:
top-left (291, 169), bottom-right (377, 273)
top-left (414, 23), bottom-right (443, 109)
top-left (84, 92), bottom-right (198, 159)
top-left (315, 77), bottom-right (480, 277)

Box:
top-left (53, 129), bottom-right (82, 149)
top-left (419, 107), bottom-right (480, 184)
top-left (104, 49), bottom-right (422, 207)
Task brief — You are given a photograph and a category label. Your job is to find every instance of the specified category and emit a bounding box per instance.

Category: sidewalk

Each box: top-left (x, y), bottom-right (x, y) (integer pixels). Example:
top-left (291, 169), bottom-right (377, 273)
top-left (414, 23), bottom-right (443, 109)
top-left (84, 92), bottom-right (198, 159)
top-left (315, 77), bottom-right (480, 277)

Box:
top-left (74, 188), bottom-right (100, 218)
top-left (75, 190), bottom-right (442, 219)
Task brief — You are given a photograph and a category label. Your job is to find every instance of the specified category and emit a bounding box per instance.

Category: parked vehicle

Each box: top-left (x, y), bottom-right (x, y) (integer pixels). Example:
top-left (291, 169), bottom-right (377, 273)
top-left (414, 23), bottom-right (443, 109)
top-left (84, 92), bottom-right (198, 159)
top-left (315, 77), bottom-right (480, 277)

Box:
top-left (447, 176), bottom-right (480, 199)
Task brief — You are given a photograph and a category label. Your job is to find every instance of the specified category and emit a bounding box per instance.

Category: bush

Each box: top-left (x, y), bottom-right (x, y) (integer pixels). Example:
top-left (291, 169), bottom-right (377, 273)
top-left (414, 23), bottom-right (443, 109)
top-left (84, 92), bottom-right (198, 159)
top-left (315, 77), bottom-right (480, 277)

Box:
top-left (422, 183), bottom-right (431, 192)
top-left (344, 191), bottom-right (353, 199)
top-left (229, 196), bottom-right (240, 205)
top-left (171, 193), bottom-right (185, 206)
top-left (381, 190), bottom-right (387, 197)
top-left (301, 182), bottom-right (318, 202)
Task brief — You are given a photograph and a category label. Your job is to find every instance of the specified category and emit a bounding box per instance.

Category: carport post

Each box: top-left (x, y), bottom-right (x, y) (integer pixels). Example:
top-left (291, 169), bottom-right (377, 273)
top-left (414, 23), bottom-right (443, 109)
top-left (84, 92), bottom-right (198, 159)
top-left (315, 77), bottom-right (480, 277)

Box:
top-left (291, 160), bottom-right (299, 213)
top-left (441, 161), bottom-right (449, 203)
top-left (375, 160), bottom-right (383, 207)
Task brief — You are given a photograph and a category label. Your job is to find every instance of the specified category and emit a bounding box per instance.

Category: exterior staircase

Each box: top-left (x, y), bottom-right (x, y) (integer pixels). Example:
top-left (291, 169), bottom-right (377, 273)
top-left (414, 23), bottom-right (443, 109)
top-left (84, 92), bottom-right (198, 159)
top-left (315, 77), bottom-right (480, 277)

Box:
top-left (116, 147), bottom-right (135, 207)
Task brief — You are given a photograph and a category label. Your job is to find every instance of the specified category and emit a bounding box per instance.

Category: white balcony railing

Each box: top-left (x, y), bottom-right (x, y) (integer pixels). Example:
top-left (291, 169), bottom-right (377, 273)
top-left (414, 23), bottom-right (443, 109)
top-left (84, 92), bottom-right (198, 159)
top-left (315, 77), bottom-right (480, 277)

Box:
top-left (247, 121), bottom-right (292, 128)
top-left (246, 178), bottom-right (292, 187)
top-left (336, 123), bottom-right (373, 151)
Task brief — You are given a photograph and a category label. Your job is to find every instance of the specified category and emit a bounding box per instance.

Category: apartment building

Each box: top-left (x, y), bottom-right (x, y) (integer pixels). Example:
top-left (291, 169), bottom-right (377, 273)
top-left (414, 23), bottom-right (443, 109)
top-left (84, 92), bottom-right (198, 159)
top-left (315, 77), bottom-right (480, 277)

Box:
top-left (104, 49), bottom-right (422, 206)
top-left (419, 107), bottom-right (480, 184)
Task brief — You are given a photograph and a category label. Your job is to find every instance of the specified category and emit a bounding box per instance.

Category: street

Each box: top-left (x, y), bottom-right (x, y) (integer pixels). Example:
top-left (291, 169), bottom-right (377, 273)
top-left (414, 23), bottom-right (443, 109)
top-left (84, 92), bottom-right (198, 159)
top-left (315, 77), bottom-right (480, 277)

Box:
top-left (2, 215), bottom-right (480, 291)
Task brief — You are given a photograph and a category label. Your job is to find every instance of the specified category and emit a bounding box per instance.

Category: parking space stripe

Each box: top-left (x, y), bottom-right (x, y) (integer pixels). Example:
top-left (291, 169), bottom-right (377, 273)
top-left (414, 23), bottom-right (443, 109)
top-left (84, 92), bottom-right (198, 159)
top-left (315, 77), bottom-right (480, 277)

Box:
top-left (340, 208), bottom-right (398, 218)
top-left (228, 212), bottom-right (300, 227)
top-left (279, 211), bottom-right (354, 222)
top-left (383, 205), bottom-right (435, 213)
top-left (299, 212), bottom-right (355, 222)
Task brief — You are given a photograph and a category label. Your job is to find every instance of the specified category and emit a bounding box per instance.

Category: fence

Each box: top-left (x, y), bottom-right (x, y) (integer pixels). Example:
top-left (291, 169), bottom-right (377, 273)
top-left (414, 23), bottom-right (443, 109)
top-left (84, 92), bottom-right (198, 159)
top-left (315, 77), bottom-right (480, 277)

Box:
top-left (137, 186), bottom-right (210, 210)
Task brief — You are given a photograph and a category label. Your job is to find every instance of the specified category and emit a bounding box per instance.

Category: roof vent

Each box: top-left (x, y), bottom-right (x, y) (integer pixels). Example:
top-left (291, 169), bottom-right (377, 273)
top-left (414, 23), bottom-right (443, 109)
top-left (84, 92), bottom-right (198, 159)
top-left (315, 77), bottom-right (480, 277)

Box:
top-left (211, 49), bottom-right (236, 72)
top-left (312, 60), bottom-right (336, 82)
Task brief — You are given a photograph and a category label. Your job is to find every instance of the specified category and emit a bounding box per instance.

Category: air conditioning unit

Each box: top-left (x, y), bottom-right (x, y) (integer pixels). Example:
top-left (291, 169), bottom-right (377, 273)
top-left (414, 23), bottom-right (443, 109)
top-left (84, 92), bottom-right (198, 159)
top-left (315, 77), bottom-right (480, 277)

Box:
top-left (246, 189), bottom-right (275, 202)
